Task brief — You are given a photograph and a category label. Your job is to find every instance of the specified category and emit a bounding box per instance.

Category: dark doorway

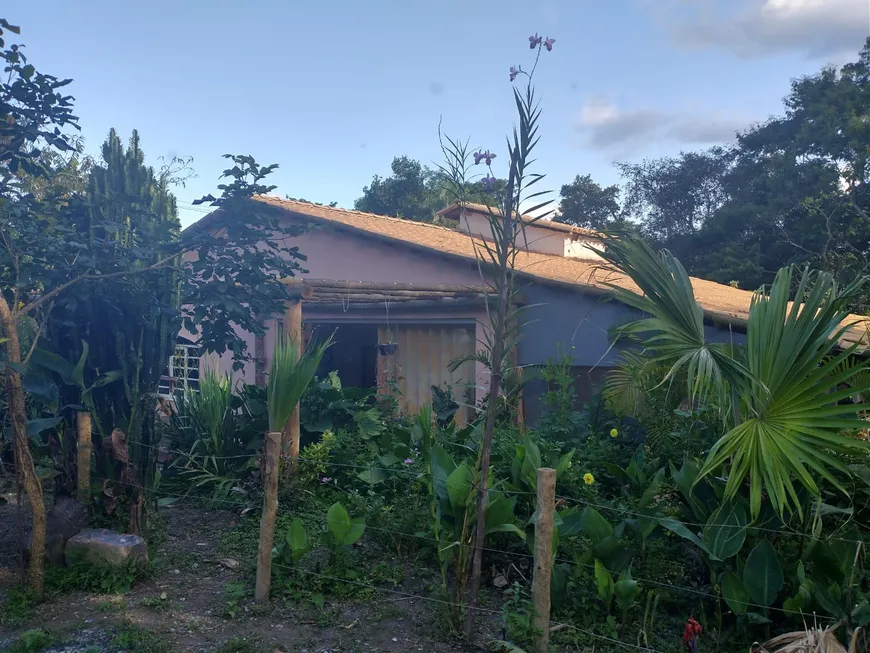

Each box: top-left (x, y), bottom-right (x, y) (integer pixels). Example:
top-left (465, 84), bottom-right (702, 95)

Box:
top-left (309, 322), bottom-right (378, 388)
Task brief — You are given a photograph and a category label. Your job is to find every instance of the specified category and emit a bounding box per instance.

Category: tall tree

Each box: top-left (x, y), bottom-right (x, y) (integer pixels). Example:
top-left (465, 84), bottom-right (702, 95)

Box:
top-left (1, 20), bottom-right (311, 595)
top-left (618, 148), bottom-right (730, 245)
top-left (555, 173), bottom-right (622, 229)
top-left (355, 156), bottom-right (440, 222)
top-left (355, 155), bottom-right (507, 222)
top-left (44, 128), bottom-right (181, 513)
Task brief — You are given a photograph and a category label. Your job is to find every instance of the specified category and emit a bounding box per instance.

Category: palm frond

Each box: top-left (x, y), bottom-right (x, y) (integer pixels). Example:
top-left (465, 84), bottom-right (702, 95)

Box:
top-left (597, 233), bottom-right (748, 411)
top-left (266, 333), bottom-right (333, 433)
top-left (699, 266), bottom-right (870, 517)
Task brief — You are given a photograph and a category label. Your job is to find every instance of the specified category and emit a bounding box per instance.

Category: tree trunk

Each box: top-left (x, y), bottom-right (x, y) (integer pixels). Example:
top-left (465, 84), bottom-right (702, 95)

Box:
top-left (0, 298), bottom-right (46, 597)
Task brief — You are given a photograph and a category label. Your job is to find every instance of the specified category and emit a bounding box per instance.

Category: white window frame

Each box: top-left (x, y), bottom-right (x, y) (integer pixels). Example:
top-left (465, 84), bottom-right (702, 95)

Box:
top-left (158, 343), bottom-right (201, 398)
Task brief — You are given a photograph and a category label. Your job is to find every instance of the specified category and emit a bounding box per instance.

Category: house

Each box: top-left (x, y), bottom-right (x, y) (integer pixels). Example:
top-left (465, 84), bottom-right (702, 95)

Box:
top-left (177, 196), bottom-right (869, 424)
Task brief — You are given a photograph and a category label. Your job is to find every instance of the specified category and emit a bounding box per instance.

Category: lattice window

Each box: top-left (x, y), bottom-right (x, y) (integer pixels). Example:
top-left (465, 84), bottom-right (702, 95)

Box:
top-left (157, 342), bottom-right (201, 397)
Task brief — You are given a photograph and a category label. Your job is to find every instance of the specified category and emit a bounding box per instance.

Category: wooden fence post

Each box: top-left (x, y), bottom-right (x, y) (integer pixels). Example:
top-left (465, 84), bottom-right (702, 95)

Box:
top-left (283, 299), bottom-right (303, 469)
top-left (255, 429), bottom-right (282, 602)
top-left (76, 411), bottom-right (92, 502)
top-left (532, 467), bottom-right (556, 653)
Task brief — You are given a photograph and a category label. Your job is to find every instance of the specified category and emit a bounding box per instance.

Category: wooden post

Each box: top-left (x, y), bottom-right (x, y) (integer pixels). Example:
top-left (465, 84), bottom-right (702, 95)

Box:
top-left (255, 429), bottom-right (282, 602)
top-left (283, 300), bottom-right (303, 467)
top-left (76, 411), bottom-right (92, 502)
top-left (532, 467), bottom-right (556, 653)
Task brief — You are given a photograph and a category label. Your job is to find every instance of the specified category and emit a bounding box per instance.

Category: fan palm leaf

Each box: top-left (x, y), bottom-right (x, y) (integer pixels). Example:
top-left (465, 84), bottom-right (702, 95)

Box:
top-left (602, 234), bottom-right (870, 518)
top-left (700, 266), bottom-right (870, 517)
top-left (597, 234), bottom-right (748, 412)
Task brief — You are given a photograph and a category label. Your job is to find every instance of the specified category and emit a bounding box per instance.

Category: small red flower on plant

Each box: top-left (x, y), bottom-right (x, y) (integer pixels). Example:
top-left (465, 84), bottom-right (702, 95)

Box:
top-left (682, 617), bottom-right (702, 653)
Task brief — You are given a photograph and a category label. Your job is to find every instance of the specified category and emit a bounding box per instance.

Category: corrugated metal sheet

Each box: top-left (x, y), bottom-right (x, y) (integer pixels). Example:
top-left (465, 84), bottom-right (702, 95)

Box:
top-left (378, 324), bottom-right (476, 424)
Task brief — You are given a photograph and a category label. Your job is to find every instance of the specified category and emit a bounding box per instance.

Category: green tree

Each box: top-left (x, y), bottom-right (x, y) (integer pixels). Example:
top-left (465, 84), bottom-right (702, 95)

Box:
top-left (615, 38), bottom-right (870, 304)
top-left (0, 20), bottom-right (310, 595)
top-left (43, 128), bottom-right (181, 505)
top-left (355, 155), bottom-right (506, 222)
top-left (555, 173), bottom-right (623, 229)
top-left (355, 156), bottom-right (439, 221)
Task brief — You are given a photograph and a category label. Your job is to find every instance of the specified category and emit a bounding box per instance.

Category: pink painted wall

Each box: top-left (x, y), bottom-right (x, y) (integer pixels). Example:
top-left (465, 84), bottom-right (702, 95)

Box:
top-left (204, 215), bottom-right (493, 404)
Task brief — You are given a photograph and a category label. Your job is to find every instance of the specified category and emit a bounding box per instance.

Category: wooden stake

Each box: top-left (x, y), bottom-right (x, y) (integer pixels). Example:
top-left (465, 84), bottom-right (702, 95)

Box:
top-left (532, 467), bottom-right (556, 653)
top-left (255, 430), bottom-right (281, 602)
top-left (76, 411), bottom-right (92, 502)
top-left (283, 300), bottom-right (303, 467)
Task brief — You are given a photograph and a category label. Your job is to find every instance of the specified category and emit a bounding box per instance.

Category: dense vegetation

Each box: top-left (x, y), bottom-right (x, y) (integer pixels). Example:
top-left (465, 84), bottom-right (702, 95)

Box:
top-left (2, 14), bottom-right (870, 653)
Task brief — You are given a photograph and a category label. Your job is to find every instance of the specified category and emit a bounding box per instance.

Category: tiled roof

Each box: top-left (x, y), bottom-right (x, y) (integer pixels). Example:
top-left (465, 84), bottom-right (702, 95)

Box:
top-left (437, 201), bottom-right (601, 238)
top-left (198, 196), bottom-right (870, 348)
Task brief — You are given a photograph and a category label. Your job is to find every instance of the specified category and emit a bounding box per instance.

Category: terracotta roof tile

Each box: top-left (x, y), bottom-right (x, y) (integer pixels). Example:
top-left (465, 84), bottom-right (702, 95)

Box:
top-left (236, 196), bottom-right (869, 348)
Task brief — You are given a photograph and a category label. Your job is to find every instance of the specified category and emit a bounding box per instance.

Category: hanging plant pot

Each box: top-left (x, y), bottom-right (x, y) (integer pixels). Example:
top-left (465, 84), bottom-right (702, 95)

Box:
top-left (378, 342), bottom-right (398, 356)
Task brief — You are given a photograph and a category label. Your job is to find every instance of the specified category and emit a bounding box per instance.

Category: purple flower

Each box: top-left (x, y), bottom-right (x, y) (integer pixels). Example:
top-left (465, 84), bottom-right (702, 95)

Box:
top-left (544, 37), bottom-right (555, 51)
top-left (321, 476), bottom-right (331, 484)
top-left (509, 66), bottom-right (520, 82)
top-left (529, 33), bottom-right (542, 49)
top-left (473, 150), bottom-right (496, 166)
top-left (403, 458), bottom-right (413, 465)
top-left (481, 175), bottom-right (497, 191)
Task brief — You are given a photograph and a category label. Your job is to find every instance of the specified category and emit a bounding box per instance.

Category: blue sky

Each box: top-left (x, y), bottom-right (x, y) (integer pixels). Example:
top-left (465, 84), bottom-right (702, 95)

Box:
top-left (10, 0), bottom-right (870, 226)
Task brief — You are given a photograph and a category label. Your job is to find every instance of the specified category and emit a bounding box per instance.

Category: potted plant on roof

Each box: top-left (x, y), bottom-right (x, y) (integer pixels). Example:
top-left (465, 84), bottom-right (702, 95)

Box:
top-left (255, 332), bottom-right (332, 602)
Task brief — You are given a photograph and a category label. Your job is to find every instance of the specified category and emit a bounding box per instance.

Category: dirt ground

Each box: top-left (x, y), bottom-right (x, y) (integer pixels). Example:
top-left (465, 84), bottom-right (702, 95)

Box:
top-left (0, 500), bottom-right (504, 653)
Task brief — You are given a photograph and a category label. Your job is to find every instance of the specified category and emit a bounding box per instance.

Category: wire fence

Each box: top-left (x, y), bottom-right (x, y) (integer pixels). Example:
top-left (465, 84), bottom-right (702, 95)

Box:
top-left (76, 457), bottom-right (846, 621)
top-left (109, 432), bottom-right (865, 546)
top-left (11, 425), bottom-right (855, 651)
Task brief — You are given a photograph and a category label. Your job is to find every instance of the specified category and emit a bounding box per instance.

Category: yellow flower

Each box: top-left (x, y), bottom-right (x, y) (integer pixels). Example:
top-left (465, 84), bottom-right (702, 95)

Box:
top-left (583, 473), bottom-right (595, 485)
top-left (610, 428), bottom-right (618, 438)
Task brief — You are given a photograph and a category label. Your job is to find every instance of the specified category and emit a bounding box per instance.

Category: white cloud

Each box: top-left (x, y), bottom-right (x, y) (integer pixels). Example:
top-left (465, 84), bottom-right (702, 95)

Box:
top-left (668, 0), bottom-right (869, 59)
top-left (574, 97), bottom-right (750, 154)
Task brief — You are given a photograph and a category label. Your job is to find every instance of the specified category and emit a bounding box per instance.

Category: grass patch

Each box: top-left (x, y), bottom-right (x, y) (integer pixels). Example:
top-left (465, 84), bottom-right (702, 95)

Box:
top-left (6, 628), bottom-right (53, 653)
top-left (0, 588), bottom-right (37, 628)
top-left (111, 623), bottom-right (174, 652)
top-left (215, 636), bottom-right (264, 653)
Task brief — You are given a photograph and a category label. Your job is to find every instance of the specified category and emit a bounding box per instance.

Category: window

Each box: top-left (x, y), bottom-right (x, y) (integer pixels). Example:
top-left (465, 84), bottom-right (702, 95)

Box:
top-left (157, 342), bottom-right (201, 397)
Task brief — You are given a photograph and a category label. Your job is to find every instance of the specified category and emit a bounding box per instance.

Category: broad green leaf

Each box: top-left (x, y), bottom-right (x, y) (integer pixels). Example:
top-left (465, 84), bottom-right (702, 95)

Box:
top-left (430, 444), bottom-right (455, 503)
top-left (327, 502), bottom-right (351, 542)
top-left (594, 560), bottom-right (614, 606)
top-left (557, 508), bottom-right (583, 537)
top-left (614, 568), bottom-right (641, 612)
top-left (357, 467), bottom-right (386, 485)
top-left (743, 540), bottom-right (783, 607)
top-left (660, 518), bottom-right (706, 551)
top-left (485, 495), bottom-right (516, 529)
top-left (288, 518), bottom-right (309, 561)
top-left (580, 506), bottom-right (612, 545)
top-left (343, 517), bottom-right (366, 545)
top-left (703, 502), bottom-right (747, 561)
top-left (446, 463), bottom-right (473, 510)
top-left (721, 571), bottom-right (750, 615)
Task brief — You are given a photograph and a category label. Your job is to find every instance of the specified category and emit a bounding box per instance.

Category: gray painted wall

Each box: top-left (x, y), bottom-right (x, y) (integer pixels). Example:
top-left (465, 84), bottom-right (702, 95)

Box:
top-left (515, 279), bottom-right (746, 423)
